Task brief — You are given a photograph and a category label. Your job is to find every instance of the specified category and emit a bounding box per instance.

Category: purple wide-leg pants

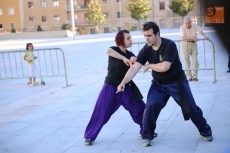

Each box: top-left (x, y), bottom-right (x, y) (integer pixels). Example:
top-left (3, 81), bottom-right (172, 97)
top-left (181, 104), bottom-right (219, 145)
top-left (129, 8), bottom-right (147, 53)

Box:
top-left (84, 84), bottom-right (145, 141)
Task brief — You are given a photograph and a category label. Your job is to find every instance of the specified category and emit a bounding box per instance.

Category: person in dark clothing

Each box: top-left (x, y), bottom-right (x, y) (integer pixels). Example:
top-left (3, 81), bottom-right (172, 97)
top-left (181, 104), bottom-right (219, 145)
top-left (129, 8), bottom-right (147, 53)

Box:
top-left (227, 52), bottom-right (230, 73)
top-left (84, 30), bottom-right (157, 145)
top-left (117, 22), bottom-right (213, 147)
top-left (200, 1), bottom-right (230, 72)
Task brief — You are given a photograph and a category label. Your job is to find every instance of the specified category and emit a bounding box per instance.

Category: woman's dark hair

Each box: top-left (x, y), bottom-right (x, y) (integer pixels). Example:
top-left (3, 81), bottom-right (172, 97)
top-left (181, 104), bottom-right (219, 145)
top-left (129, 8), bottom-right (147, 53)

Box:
top-left (115, 29), bottom-right (130, 47)
top-left (142, 21), bottom-right (160, 36)
top-left (26, 43), bottom-right (34, 50)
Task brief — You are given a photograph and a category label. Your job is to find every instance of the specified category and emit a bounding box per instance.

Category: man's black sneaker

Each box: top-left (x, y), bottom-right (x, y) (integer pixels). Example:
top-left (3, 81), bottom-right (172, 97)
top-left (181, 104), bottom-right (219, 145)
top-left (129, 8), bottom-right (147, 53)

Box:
top-left (200, 135), bottom-right (213, 142)
top-left (84, 139), bottom-right (93, 145)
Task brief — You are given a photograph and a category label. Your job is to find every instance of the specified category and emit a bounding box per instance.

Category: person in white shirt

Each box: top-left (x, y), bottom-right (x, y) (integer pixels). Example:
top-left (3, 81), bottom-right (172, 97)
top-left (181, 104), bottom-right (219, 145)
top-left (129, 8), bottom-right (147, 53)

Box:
top-left (191, 16), bottom-right (197, 24)
top-left (179, 16), bottom-right (209, 81)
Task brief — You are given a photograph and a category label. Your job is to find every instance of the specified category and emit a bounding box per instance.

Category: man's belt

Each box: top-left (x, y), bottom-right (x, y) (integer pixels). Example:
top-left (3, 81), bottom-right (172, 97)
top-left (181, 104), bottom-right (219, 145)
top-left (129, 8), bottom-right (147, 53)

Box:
top-left (187, 41), bottom-right (195, 43)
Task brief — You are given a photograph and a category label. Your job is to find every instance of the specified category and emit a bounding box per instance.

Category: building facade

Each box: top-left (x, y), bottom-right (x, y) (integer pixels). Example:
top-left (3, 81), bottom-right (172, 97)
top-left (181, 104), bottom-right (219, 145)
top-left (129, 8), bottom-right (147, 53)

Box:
top-left (0, 0), bottom-right (203, 34)
top-left (149, 0), bottom-right (202, 28)
top-left (72, 0), bottom-right (203, 34)
top-left (0, 0), bottom-right (67, 33)
top-left (0, 0), bottom-right (22, 33)
top-left (22, 0), bottom-right (67, 32)
top-left (66, 0), bottom-right (92, 34)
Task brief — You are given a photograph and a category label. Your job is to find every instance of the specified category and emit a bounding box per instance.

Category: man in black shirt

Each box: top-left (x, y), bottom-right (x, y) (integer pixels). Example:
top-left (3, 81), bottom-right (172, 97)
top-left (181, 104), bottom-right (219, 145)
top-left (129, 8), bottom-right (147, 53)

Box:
top-left (117, 22), bottom-right (213, 147)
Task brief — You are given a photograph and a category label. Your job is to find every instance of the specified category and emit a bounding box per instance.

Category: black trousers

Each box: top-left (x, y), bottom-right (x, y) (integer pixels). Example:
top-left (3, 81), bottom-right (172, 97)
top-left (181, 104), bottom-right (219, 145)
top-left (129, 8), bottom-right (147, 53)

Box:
top-left (142, 79), bottom-right (212, 140)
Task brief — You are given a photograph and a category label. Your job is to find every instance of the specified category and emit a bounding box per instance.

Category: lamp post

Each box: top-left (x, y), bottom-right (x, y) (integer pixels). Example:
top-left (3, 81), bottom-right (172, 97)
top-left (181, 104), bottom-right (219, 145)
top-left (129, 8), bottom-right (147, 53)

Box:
top-left (199, 0), bottom-right (203, 26)
top-left (119, 0), bottom-right (123, 30)
top-left (152, 0), bottom-right (154, 22)
top-left (70, 0), bottom-right (75, 39)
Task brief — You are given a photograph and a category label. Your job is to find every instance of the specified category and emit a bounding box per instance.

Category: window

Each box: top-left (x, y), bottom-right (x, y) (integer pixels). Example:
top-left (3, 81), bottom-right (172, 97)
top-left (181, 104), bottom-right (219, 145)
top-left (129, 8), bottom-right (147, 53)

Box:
top-left (0, 8), bottom-right (2, 15)
top-left (159, 2), bottom-right (165, 10)
top-left (54, 15), bottom-right (60, 22)
top-left (90, 29), bottom-right (96, 34)
top-left (103, 12), bottom-right (109, 19)
top-left (116, 0), bottom-right (122, 2)
top-left (28, 2), bottom-right (34, 8)
top-left (0, 23), bottom-right (3, 29)
top-left (41, 16), bottom-right (47, 22)
top-left (117, 12), bottom-right (123, 18)
top-left (104, 27), bottom-right (109, 33)
top-left (73, 0), bottom-right (77, 5)
top-left (8, 8), bottom-right (14, 15)
top-left (53, 0), bottom-right (59, 6)
top-left (102, 0), bottom-right (108, 3)
top-left (74, 14), bottom-right (78, 20)
top-left (160, 20), bottom-right (166, 27)
top-left (84, 0), bottom-right (89, 7)
top-left (40, 1), bottom-right (47, 7)
top-left (84, 14), bottom-right (88, 18)
top-left (10, 23), bottom-right (15, 29)
top-left (29, 17), bottom-right (35, 23)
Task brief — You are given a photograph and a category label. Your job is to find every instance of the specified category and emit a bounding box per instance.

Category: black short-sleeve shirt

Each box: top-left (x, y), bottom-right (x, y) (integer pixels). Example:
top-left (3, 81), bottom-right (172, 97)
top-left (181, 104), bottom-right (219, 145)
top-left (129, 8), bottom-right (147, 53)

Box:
top-left (137, 38), bottom-right (185, 83)
top-left (107, 46), bottom-right (135, 77)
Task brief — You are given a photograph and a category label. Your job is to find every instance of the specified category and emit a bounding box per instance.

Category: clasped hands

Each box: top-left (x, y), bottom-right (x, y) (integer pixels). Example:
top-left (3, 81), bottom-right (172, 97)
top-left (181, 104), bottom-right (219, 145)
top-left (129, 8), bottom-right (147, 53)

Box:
top-left (123, 56), bottom-right (136, 66)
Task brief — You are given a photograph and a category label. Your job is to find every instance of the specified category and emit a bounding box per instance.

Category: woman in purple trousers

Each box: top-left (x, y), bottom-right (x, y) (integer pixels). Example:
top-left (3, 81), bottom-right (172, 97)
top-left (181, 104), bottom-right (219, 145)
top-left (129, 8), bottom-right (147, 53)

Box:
top-left (84, 30), bottom-right (156, 145)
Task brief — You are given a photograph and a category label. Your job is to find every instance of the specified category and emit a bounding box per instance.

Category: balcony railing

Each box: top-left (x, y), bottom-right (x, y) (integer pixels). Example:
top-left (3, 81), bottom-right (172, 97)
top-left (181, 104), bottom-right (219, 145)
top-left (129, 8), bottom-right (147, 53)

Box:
top-left (66, 5), bottom-right (88, 11)
top-left (67, 20), bottom-right (94, 26)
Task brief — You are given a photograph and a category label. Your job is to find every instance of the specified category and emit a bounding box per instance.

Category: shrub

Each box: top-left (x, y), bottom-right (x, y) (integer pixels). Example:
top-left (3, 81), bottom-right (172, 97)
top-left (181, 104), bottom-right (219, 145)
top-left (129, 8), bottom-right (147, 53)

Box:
top-left (11, 28), bottom-right (16, 33)
top-left (62, 24), bottom-right (69, 30)
top-left (37, 25), bottom-right (42, 31)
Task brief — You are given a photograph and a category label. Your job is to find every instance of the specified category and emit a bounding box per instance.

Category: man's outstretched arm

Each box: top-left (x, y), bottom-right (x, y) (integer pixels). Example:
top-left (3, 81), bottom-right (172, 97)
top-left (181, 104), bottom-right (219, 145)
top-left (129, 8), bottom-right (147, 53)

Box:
top-left (117, 62), bottom-right (142, 92)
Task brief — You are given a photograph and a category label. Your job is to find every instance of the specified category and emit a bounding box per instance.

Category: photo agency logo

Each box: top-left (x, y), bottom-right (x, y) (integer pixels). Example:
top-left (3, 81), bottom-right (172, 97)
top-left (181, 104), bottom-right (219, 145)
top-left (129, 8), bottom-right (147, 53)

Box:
top-left (205, 6), bottom-right (224, 24)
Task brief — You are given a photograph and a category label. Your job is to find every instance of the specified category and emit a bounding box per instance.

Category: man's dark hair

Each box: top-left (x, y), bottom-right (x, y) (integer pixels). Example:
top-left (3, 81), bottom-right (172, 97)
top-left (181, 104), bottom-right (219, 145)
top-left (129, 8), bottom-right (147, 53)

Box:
top-left (142, 21), bottom-right (160, 36)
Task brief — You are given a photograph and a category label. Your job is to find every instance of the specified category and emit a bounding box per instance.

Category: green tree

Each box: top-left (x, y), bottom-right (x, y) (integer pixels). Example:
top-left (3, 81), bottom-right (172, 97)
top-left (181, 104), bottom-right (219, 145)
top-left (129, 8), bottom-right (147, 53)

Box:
top-left (169, 0), bottom-right (195, 21)
top-left (127, 0), bottom-right (152, 30)
top-left (87, 0), bottom-right (106, 33)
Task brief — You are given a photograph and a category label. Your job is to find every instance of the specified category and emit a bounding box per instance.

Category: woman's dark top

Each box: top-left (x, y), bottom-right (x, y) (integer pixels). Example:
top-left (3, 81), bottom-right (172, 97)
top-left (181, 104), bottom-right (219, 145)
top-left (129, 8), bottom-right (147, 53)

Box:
top-left (104, 46), bottom-right (143, 101)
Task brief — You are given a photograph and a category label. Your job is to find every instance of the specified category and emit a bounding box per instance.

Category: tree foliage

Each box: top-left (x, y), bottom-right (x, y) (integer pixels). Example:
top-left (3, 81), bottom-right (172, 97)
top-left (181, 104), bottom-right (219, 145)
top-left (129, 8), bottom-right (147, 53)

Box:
top-left (169, 0), bottom-right (195, 17)
top-left (37, 25), bottom-right (42, 31)
top-left (87, 0), bottom-right (106, 33)
top-left (127, 0), bottom-right (152, 29)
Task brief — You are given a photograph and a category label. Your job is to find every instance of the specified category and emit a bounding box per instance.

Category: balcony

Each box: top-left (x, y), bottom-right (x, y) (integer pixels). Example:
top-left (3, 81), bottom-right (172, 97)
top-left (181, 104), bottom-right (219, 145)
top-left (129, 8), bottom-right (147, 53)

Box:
top-left (66, 5), bottom-right (88, 11)
top-left (67, 20), bottom-right (94, 26)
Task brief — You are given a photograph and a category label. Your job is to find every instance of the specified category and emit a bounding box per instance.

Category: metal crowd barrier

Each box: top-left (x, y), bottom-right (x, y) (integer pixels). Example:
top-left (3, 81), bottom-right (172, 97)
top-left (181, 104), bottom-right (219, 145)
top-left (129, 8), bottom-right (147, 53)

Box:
top-left (130, 39), bottom-right (216, 83)
top-left (0, 48), bottom-right (71, 88)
